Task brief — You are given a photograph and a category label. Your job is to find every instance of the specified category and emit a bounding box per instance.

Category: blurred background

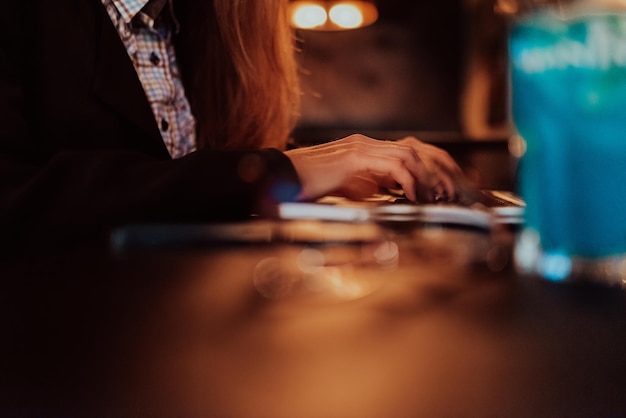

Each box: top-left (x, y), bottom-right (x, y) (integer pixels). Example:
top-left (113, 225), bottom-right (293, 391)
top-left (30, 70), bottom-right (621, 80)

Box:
top-left (290, 0), bottom-right (517, 190)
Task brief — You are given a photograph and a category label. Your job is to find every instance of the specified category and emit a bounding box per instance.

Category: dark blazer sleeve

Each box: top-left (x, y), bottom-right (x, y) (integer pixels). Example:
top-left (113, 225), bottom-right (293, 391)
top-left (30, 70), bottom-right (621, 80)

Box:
top-left (0, 0), bottom-right (301, 255)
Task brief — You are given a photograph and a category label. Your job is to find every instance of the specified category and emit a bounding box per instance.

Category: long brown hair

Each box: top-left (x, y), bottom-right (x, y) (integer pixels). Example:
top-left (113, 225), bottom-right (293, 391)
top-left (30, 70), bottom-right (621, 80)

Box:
top-left (174, 0), bottom-right (301, 151)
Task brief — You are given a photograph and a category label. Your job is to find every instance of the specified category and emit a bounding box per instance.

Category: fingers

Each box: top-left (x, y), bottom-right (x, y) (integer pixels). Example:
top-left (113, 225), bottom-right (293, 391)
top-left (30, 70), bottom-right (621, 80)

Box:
top-left (398, 136), bottom-right (463, 175)
top-left (367, 136), bottom-right (462, 198)
top-left (285, 134), bottom-right (466, 203)
top-left (332, 174), bottom-right (381, 201)
top-left (340, 138), bottom-right (441, 202)
top-left (353, 152), bottom-right (418, 201)
top-left (342, 135), bottom-right (451, 199)
top-left (396, 136), bottom-right (464, 200)
top-left (398, 137), bottom-right (463, 177)
top-left (428, 168), bottom-right (457, 202)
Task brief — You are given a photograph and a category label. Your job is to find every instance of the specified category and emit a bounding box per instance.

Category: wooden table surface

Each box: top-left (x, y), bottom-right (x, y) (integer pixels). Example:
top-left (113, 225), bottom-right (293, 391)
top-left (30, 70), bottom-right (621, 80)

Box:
top-left (1, 221), bottom-right (625, 418)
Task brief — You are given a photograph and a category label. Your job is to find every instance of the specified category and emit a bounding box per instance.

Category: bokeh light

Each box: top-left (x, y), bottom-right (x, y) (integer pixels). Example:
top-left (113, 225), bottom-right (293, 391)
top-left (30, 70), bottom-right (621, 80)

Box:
top-left (289, 1), bottom-right (378, 31)
top-left (291, 3), bottom-right (328, 29)
top-left (329, 4), bottom-right (364, 29)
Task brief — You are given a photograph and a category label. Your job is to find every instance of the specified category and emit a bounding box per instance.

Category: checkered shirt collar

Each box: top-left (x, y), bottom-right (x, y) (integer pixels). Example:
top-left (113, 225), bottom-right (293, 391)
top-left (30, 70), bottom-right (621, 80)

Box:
top-left (110, 0), bottom-right (150, 25)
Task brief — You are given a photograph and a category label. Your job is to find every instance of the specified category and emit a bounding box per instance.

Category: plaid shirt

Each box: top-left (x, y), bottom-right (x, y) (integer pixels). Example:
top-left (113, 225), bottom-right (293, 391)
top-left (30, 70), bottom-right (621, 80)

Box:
top-left (101, 0), bottom-right (196, 159)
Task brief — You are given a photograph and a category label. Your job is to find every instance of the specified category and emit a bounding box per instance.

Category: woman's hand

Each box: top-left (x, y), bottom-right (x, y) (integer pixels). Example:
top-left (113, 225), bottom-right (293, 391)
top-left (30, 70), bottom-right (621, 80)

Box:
top-left (284, 134), bottom-right (465, 202)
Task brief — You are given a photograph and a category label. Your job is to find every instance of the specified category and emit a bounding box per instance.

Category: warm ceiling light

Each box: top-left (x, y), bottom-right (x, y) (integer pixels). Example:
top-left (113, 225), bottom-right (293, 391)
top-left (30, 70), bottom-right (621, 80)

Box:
top-left (329, 4), bottom-right (364, 29)
top-left (292, 3), bottom-right (328, 29)
top-left (289, 1), bottom-right (378, 31)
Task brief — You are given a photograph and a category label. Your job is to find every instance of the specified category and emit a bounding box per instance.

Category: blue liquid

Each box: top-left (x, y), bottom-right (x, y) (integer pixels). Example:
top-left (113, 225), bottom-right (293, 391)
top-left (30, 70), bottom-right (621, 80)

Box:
top-left (511, 13), bottom-right (626, 260)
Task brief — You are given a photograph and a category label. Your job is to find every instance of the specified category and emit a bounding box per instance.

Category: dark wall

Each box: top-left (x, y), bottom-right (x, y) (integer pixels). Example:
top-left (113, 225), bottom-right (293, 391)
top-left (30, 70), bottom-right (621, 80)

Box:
top-left (294, 0), bottom-right (510, 139)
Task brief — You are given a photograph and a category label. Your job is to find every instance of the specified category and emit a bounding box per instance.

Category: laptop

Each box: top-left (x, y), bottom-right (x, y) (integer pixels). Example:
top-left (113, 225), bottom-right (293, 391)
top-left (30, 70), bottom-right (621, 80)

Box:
top-left (112, 190), bottom-right (525, 251)
top-left (277, 189), bottom-right (525, 229)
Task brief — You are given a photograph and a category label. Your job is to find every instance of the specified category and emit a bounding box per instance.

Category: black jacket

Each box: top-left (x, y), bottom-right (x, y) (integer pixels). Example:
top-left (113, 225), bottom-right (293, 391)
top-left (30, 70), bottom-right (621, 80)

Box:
top-left (0, 0), bottom-right (300, 254)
